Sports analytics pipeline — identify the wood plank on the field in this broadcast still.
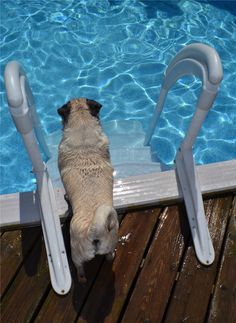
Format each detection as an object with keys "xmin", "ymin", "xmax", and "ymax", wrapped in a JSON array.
[
  {"xmin": 1, "ymin": 234, "xmax": 51, "ymax": 322},
  {"xmin": 77, "ymin": 207, "xmax": 162, "ymax": 323},
  {"xmin": 163, "ymin": 196, "xmax": 233, "ymax": 323},
  {"xmin": 1, "ymin": 160, "xmax": 236, "ymax": 228},
  {"xmin": 35, "ymin": 257, "xmax": 103, "ymax": 323},
  {"xmin": 121, "ymin": 204, "xmax": 190, "ymax": 323},
  {"xmin": 207, "ymin": 196, "xmax": 236, "ymax": 323},
  {"xmin": 34, "ymin": 224, "xmax": 104, "ymax": 323},
  {"xmin": 0, "ymin": 227, "xmax": 41, "ymax": 298},
  {"xmin": 35, "ymin": 215, "xmax": 126, "ymax": 322}
]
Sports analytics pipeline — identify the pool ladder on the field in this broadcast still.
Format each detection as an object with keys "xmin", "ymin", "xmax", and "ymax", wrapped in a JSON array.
[
  {"xmin": 4, "ymin": 43, "xmax": 223, "ymax": 295},
  {"xmin": 4, "ymin": 62, "xmax": 72, "ymax": 295},
  {"xmin": 145, "ymin": 43, "xmax": 223, "ymax": 265}
]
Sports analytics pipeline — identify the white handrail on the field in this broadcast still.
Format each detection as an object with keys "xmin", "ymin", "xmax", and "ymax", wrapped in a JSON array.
[
  {"xmin": 144, "ymin": 43, "xmax": 223, "ymax": 265},
  {"xmin": 145, "ymin": 43, "xmax": 223, "ymax": 145},
  {"xmin": 4, "ymin": 61, "xmax": 72, "ymax": 295},
  {"xmin": 4, "ymin": 61, "xmax": 51, "ymax": 159}
]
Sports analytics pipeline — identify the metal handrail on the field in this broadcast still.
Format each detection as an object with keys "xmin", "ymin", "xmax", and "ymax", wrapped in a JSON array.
[
  {"xmin": 4, "ymin": 61, "xmax": 72, "ymax": 294},
  {"xmin": 145, "ymin": 43, "xmax": 223, "ymax": 265}
]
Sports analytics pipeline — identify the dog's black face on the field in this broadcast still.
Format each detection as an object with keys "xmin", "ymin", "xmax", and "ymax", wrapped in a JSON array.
[
  {"xmin": 86, "ymin": 99, "xmax": 102, "ymax": 118},
  {"xmin": 57, "ymin": 98, "xmax": 102, "ymax": 125}
]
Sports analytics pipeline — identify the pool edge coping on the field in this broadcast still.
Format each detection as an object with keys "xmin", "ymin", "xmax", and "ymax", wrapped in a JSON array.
[{"xmin": 0, "ymin": 159, "xmax": 236, "ymax": 228}]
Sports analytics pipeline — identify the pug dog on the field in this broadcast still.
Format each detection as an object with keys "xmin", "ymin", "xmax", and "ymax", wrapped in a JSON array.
[{"xmin": 57, "ymin": 98, "xmax": 119, "ymax": 283}]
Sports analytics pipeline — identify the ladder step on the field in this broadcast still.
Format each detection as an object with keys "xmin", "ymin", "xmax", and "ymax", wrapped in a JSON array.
[
  {"xmin": 46, "ymin": 130, "xmax": 61, "ymax": 157},
  {"xmin": 47, "ymin": 158, "xmax": 162, "ymax": 187},
  {"xmin": 110, "ymin": 147, "xmax": 152, "ymax": 164},
  {"xmin": 46, "ymin": 158, "xmax": 63, "ymax": 187},
  {"xmin": 108, "ymin": 133, "xmax": 145, "ymax": 148},
  {"xmin": 114, "ymin": 162, "xmax": 162, "ymax": 178},
  {"xmin": 102, "ymin": 119, "xmax": 144, "ymax": 136},
  {"xmin": 46, "ymin": 119, "xmax": 162, "ymax": 186}
]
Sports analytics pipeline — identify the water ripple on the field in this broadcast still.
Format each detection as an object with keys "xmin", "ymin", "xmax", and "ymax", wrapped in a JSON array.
[{"xmin": 0, "ymin": 0, "xmax": 236, "ymax": 193}]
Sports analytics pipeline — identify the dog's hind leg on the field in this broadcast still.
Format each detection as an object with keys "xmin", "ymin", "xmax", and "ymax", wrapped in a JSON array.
[
  {"xmin": 106, "ymin": 251, "xmax": 116, "ymax": 261},
  {"xmin": 77, "ymin": 264, "xmax": 87, "ymax": 285}
]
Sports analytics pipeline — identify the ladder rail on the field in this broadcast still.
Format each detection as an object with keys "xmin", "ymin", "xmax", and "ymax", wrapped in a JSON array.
[
  {"xmin": 4, "ymin": 61, "xmax": 51, "ymax": 159},
  {"xmin": 144, "ymin": 43, "xmax": 223, "ymax": 265},
  {"xmin": 4, "ymin": 61, "xmax": 72, "ymax": 294}
]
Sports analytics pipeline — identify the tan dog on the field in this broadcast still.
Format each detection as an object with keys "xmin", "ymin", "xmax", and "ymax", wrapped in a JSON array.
[{"xmin": 57, "ymin": 98, "xmax": 119, "ymax": 283}]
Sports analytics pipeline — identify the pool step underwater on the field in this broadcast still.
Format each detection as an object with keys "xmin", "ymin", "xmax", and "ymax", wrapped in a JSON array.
[
  {"xmin": 46, "ymin": 120, "xmax": 162, "ymax": 186},
  {"xmin": 102, "ymin": 119, "xmax": 144, "ymax": 135},
  {"xmin": 102, "ymin": 119, "xmax": 162, "ymax": 178},
  {"xmin": 110, "ymin": 147, "xmax": 152, "ymax": 164},
  {"xmin": 109, "ymin": 133, "xmax": 146, "ymax": 148}
]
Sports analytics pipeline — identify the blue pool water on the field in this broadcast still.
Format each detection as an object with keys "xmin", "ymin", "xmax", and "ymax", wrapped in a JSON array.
[{"xmin": 0, "ymin": 0, "xmax": 236, "ymax": 194}]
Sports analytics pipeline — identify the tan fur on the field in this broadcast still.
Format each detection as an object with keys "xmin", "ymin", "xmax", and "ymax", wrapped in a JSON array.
[{"xmin": 58, "ymin": 98, "xmax": 119, "ymax": 283}]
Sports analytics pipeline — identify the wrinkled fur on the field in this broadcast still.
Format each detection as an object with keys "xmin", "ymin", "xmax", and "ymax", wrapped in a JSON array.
[{"xmin": 58, "ymin": 98, "xmax": 119, "ymax": 283}]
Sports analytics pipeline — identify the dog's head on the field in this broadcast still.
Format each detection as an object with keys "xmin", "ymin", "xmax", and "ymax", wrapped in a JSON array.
[{"xmin": 57, "ymin": 98, "xmax": 102, "ymax": 127}]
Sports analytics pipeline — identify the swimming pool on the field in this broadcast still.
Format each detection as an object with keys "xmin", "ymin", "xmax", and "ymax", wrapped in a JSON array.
[{"xmin": 0, "ymin": 0, "xmax": 236, "ymax": 194}]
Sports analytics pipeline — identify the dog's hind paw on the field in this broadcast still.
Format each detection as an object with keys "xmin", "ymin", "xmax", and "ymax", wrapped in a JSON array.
[
  {"xmin": 77, "ymin": 265, "xmax": 87, "ymax": 285},
  {"xmin": 78, "ymin": 273, "xmax": 87, "ymax": 285},
  {"xmin": 106, "ymin": 251, "xmax": 115, "ymax": 261}
]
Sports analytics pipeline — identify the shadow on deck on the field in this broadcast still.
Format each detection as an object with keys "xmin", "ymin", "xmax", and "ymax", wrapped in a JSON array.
[{"xmin": 1, "ymin": 193, "xmax": 235, "ymax": 323}]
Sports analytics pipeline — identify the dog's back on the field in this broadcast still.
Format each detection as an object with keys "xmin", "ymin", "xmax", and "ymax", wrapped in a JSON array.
[{"xmin": 58, "ymin": 105, "xmax": 113, "ymax": 215}]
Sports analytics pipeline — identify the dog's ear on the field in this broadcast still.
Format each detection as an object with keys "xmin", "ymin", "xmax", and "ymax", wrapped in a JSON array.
[
  {"xmin": 57, "ymin": 102, "xmax": 71, "ymax": 124},
  {"xmin": 86, "ymin": 99, "xmax": 102, "ymax": 118}
]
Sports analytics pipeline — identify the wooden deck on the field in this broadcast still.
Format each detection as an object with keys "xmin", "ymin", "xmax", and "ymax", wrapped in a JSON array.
[{"xmin": 1, "ymin": 193, "xmax": 235, "ymax": 323}]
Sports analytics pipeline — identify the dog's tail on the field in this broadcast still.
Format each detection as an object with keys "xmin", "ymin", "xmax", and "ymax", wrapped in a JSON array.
[{"xmin": 92, "ymin": 204, "xmax": 119, "ymax": 234}]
